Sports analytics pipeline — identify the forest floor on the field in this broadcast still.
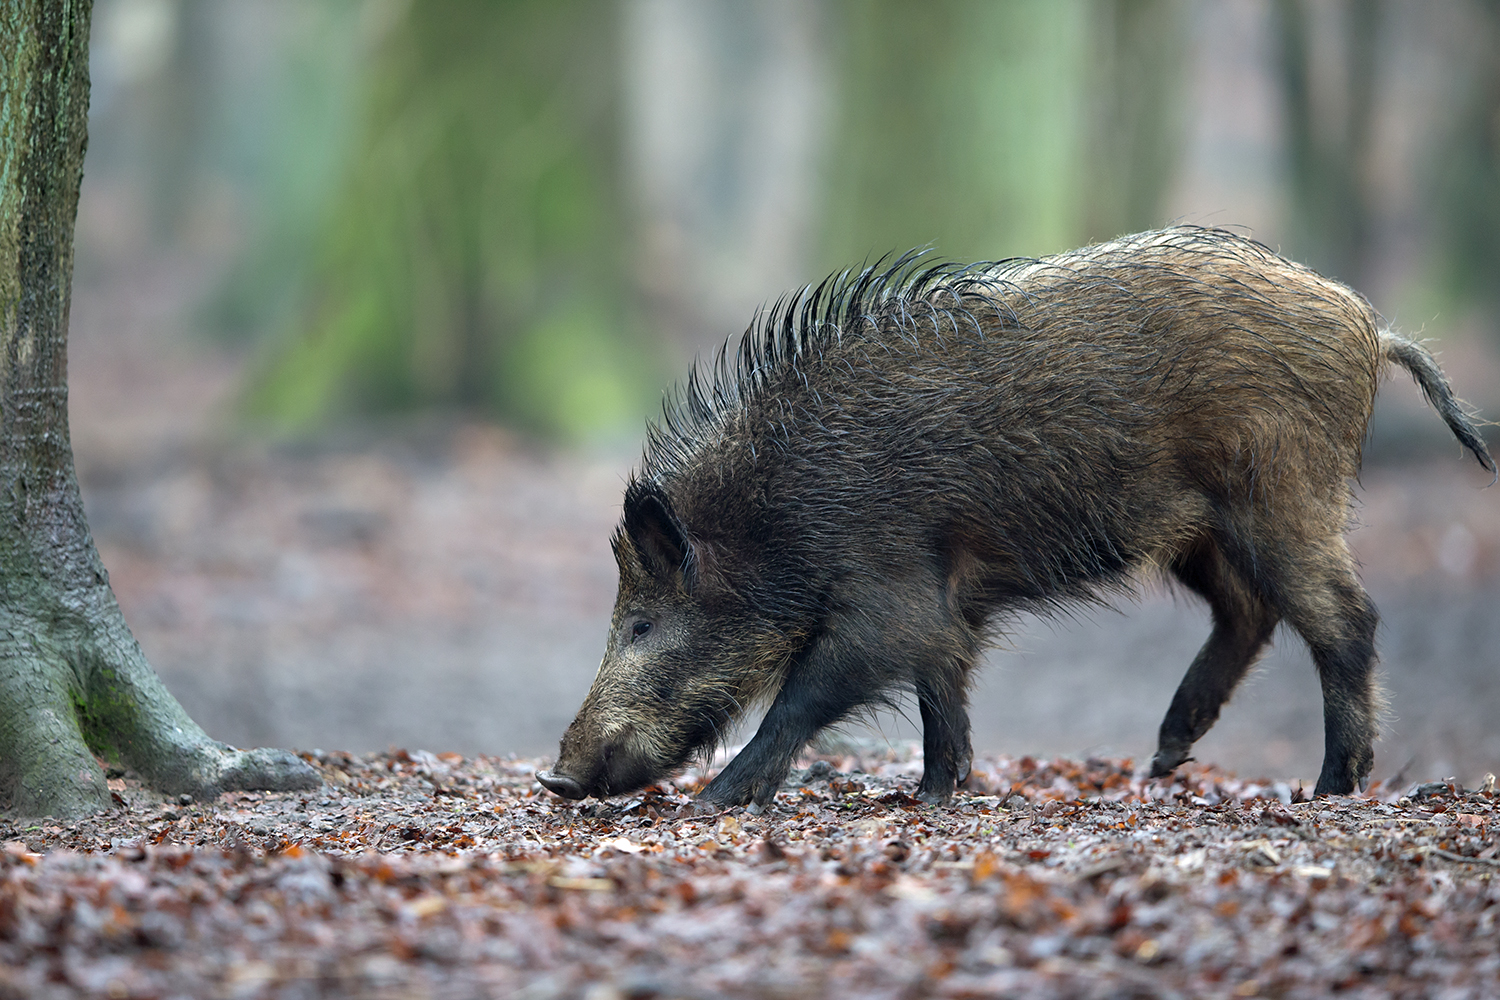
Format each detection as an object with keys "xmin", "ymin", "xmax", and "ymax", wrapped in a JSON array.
[{"xmin": 1, "ymin": 749, "xmax": 1496, "ymax": 999}]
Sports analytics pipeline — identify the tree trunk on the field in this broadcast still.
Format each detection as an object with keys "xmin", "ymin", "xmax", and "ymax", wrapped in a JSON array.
[
  {"xmin": 1273, "ymin": 0, "xmax": 1382, "ymax": 286},
  {"xmin": 0, "ymin": 0, "xmax": 317, "ymax": 818}
]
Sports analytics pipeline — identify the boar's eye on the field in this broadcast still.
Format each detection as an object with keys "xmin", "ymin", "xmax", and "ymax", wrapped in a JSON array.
[{"xmin": 630, "ymin": 620, "xmax": 653, "ymax": 643}]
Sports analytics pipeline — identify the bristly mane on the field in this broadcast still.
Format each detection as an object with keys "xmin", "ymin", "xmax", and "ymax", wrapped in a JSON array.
[{"xmin": 639, "ymin": 250, "xmax": 1023, "ymax": 481}]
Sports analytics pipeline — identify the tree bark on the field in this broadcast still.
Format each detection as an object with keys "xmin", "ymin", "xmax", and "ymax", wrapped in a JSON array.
[{"xmin": 0, "ymin": 0, "xmax": 317, "ymax": 818}]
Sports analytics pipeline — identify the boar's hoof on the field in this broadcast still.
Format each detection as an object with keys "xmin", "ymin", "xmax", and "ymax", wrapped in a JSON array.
[
  {"xmin": 915, "ymin": 786, "xmax": 953, "ymax": 806},
  {"xmin": 698, "ymin": 774, "xmax": 780, "ymax": 809},
  {"xmin": 1313, "ymin": 746, "xmax": 1373, "ymax": 797},
  {"xmin": 1148, "ymin": 748, "xmax": 1192, "ymax": 780},
  {"xmin": 1312, "ymin": 769, "xmax": 1361, "ymax": 798},
  {"xmin": 538, "ymin": 771, "xmax": 587, "ymax": 800},
  {"xmin": 1312, "ymin": 775, "xmax": 1354, "ymax": 797}
]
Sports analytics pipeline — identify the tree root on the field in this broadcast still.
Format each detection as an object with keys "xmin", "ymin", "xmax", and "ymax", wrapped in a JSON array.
[{"xmin": 0, "ymin": 597, "xmax": 318, "ymax": 819}]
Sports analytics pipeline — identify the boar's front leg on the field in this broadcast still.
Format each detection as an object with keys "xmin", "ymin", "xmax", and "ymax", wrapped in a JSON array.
[
  {"xmin": 701, "ymin": 614, "xmax": 975, "ymax": 809},
  {"xmin": 700, "ymin": 625, "xmax": 889, "ymax": 809},
  {"xmin": 700, "ymin": 647, "xmax": 861, "ymax": 808}
]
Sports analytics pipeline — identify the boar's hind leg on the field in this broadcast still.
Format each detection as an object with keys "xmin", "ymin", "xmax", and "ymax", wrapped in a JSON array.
[
  {"xmin": 1150, "ymin": 537, "xmax": 1280, "ymax": 780},
  {"xmin": 1278, "ymin": 554, "xmax": 1380, "ymax": 796},
  {"xmin": 915, "ymin": 657, "xmax": 974, "ymax": 805}
]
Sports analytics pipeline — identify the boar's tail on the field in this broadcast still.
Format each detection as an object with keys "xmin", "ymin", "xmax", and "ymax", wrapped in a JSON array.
[{"xmin": 1381, "ymin": 330, "xmax": 1496, "ymax": 480}]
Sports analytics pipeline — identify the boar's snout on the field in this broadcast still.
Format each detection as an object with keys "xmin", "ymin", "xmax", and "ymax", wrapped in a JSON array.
[
  {"xmin": 536, "ymin": 770, "xmax": 588, "ymax": 799},
  {"xmin": 541, "ymin": 718, "xmax": 668, "ymax": 801}
]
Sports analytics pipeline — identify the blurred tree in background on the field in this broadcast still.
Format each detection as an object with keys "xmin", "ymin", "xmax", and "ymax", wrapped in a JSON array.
[
  {"xmin": 85, "ymin": 0, "xmax": 366, "ymax": 320},
  {"xmin": 819, "ymin": 2, "xmax": 1091, "ymax": 266},
  {"xmin": 820, "ymin": 0, "xmax": 1186, "ymax": 267},
  {"xmin": 1272, "ymin": 0, "xmax": 1382, "ymax": 288},
  {"xmin": 1268, "ymin": 0, "xmax": 1500, "ymax": 326},
  {"xmin": 184, "ymin": 0, "xmax": 1497, "ymax": 441},
  {"xmin": 1436, "ymin": 0, "xmax": 1500, "ymax": 312},
  {"xmin": 196, "ymin": 1, "xmax": 367, "ymax": 346},
  {"xmin": 1080, "ymin": 0, "xmax": 1187, "ymax": 245},
  {"xmin": 242, "ymin": 0, "xmax": 1196, "ymax": 439},
  {"xmin": 242, "ymin": 0, "xmax": 653, "ymax": 439}
]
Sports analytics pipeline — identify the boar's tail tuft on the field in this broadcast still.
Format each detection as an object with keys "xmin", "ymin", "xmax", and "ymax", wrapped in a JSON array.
[{"xmin": 1381, "ymin": 329, "xmax": 1496, "ymax": 481}]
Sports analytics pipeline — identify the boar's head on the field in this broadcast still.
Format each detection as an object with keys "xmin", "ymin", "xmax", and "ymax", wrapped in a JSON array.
[{"xmin": 539, "ymin": 478, "xmax": 788, "ymax": 800}]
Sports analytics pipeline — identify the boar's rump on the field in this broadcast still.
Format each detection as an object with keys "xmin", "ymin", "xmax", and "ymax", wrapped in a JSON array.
[{"xmin": 539, "ymin": 226, "xmax": 1494, "ymax": 808}]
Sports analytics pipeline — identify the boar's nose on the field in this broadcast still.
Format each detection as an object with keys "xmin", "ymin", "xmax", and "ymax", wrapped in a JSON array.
[{"xmin": 537, "ymin": 770, "xmax": 588, "ymax": 800}]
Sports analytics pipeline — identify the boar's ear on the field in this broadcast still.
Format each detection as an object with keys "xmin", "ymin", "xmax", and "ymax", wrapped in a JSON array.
[
  {"xmin": 621, "ymin": 480, "xmax": 727, "ymax": 596},
  {"xmin": 622, "ymin": 480, "xmax": 693, "ymax": 584}
]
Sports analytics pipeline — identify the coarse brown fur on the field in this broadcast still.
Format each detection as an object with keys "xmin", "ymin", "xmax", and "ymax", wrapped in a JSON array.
[{"xmin": 539, "ymin": 226, "xmax": 1494, "ymax": 808}]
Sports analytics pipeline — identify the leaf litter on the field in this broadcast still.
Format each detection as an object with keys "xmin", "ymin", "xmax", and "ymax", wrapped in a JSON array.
[{"xmin": 0, "ymin": 748, "xmax": 1496, "ymax": 999}]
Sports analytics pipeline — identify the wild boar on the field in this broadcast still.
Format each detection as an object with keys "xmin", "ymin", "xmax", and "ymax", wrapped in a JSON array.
[{"xmin": 538, "ymin": 226, "xmax": 1494, "ymax": 808}]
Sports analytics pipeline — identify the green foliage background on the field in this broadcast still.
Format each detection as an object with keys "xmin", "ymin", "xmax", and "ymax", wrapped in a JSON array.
[
  {"xmin": 211, "ymin": 0, "xmax": 1498, "ymax": 442},
  {"xmin": 817, "ymin": 1, "xmax": 1184, "ymax": 268},
  {"xmin": 243, "ymin": 0, "xmax": 649, "ymax": 439}
]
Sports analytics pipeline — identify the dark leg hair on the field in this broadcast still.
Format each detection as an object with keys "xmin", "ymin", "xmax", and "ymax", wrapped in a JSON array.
[
  {"xmin": 1275, "ymin": 557, "xmax": 1381, "ymax": 795},
  {"xmin": 702, "ymin": 587, "xmax": 977, "ymax": 808},
  {"xmin": 915, "ymin": 651, "xmax": 975, "ymax": 804},
  {"xmin": 1192, "ymin": 523, "xmax": 1381, "ymax": 796},
  {"xmin": 1150, "ymin": 535, "xmax": 1281, "ymax": 779},
  {"xmin": 699, "ymin": 632, "xmax": 866, "ymax": 808}
]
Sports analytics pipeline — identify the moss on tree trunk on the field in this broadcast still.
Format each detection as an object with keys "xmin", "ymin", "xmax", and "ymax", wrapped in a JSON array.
[{"xmin": 0, "ymin": 0, "xmax": 317, "ymax": 818}]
